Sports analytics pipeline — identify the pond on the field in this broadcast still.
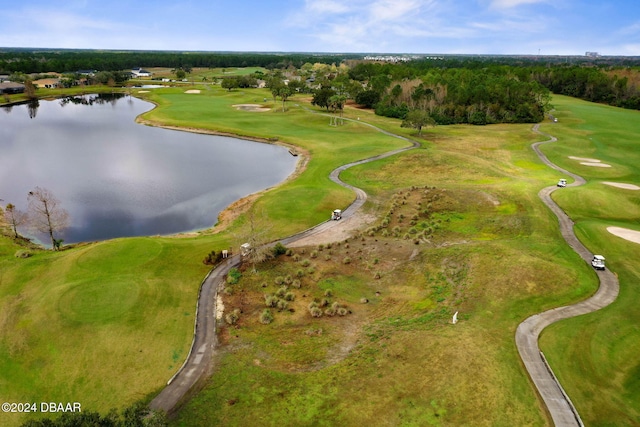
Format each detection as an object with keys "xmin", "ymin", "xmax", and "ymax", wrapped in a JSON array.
[{"xmin": 0, "ymin": 94, "xmax": 298, "ymax": 245}]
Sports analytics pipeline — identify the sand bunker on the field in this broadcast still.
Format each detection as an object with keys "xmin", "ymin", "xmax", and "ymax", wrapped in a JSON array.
[
  {"xmin": 185, "ymin": 90, "xmax": 201, "ymax": 94},
  {"xmin": 569, "ymin": 156, "xmax": 601, "ymax": 162},
  {"xmin": 137, "ymin": 90, "xmax": 149, "ymax": 93},
  {"xmin": 607, "ymin": 226, "xmax": 640, "ymax": 244},
  {"xmin": 602, "ymin": 182, "xmax": 640, "ymax": 190},
  {"xmin": 581, "ymin": 162, "xmax": 611, "ymax": 167},
  {"xmin": 568, "ymin": 156, "xmax": 612, "ymax": 168},
  {"xmin": 232, "ymin": 104, "xmax": 270, "ymax": 112}
]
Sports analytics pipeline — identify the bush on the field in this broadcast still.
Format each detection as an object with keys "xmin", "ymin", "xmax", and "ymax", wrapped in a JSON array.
[
  {"xmin": 264, "ymin": 294, "xmax": 278, "ymax": 307},
  {"xmin": 292, "ymin": 279, "xmax": 302, "ymax": 289},
  {"xmin": 14, "ymin": 250, "xmax": 32, "ymax": 258},
  {"xmin": 260, "ymin": 309, "xmax": 274, "ymax": 324},
  {"xmin": 277, "ymin": 300, "xmax": 288, "ymax": 311},
  {"xmin": 274, "ymin": 276, "xmax": 284, "ymax": 285},
  {"xmin": 284, "ymin": 292, "xmax": 295, "ymax": 301},
  {"xmin": 301, "ymin": 259, "xmax": 311, "ymax": 267},
  {"xmin": 275, "ymin": 286, "xmax": 288, "ymax": 298},
  {"xmin": 225, "ymin": 308, "xmax": 241, "ymax": 325},
  {"xmin": 343, "ymin": 257, "xmax": 352, "ymax": 265},
  {"xmin": 309, "ymin": 306, "xmax": 323, "ymax": 318},
  {"xmin": 226, "ymin": 268, "xmax": 242, "ymax": 285},
  {"xmin": 272, "ymin": 242, "xmax": 287, "ymax": 257}
]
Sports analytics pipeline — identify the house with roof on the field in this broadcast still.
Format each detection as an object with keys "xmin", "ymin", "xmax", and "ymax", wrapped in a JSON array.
[
  {"xmin": 33, "ymin": 78, "xmax": 60, "ymax": 89},
  {"xmin": 131, "ymin": 68, "xmax": 152, "ymax": 78},
  {"xmin": 0, "ymin": 82, "xmax": 25, "ymax": 94}
]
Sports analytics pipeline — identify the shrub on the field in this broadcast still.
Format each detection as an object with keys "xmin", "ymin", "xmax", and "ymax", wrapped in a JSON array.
[
  {"xmin": 226, "ymin": 268, "xmax": 242, "ymax": 285},
  {"xmin": 225, "ymin": 308, "xmax": 241, "ymax": 325},
  {"xmin": 301, "ymin": 259, "xmax": 311, "ymax": 267},
  {"xmin": 310, "ymin": 250, "xmax": 318, "ymax": 258},
  {"xmin": 324, "ymin": 289, "xmax": 333, "ymax": 297},
  {"xmin": 324, "ymin": 307, "xmax": 336, "ymax": 316},
  {"xmin": 274, "ymin": 276, "xmax": 285, "ymax": 285},
  {"xmin": 324, "ymin": 255, "xmax": 331, "ymax": 261},
  {"xmin": 285, "ymin": 275, "xmax": 293, "ymax": 285},
  {"xmin": 309, "ymin": 307, "xmax": 323, "ymax": 318},
  {"xmin": 285, "ymin": 249, "xmax": 294, "ymax": 256},
  {"xmin": 292, "ymin": 279, "xmax": 301, "ymax": 289},
  {"xmin": 343, "ymin": 257, "xmax": 352, "ymax": 265},
  {"xmin": 14, "ymin": 250, "xmax": 32, "ymax": 258},
  {"xmin": 277, "ymin": 300, "xmax": 288, "ymax": 311},
  {"xmin": 264, "ymin": 294, "xmax": 278, "ymax": 307},
  {"xmin": 275, "ymin": 286, "xmax": 288, "ymax": 298},
  {"xmin": 272, "ymin": 242, "xmax": 287, "ymax": 257},
  {"xmin": 260, "ymin": 309, "xmax": 274, "ymax": 324},
  {"xmin": 337, "ymin": 307, "xmax": 349, "ymax": 316},
  {"xmin": 284, "ymin": 292, "xmax": 295, "ymax": 301},
  {"xmin": 292, "ymin": 254, "xmax": 301, "ymax": 262},
  {"xmin": 296, "ymin": 269, "xmax": 304, "ymax": 278}
]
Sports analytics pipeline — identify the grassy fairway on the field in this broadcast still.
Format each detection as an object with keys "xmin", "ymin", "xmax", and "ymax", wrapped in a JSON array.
[
  {"xmin": 171, "ymin": 112, "xmax": 602, "ymax": 425},
  {"xmin": 0, "ymin": 85, "xmax": 408, "ymax": 426},
  {"xmin": 536, "ymin": 96, "xmax": 640, "ymax": 426}
]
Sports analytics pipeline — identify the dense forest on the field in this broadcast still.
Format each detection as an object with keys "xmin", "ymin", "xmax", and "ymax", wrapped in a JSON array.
[{"xmin": 3, "ymin": 48, "xmax": 640, "ymax": 125}]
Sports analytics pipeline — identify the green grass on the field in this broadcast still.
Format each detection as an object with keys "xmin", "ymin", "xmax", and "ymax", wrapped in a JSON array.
[
  {"xmin": 536, "ymin": 96, "xmax": 640, "ymax": 426},
  {"xmin": 2, "ymin": 88, "xmax": 639, "ymax": 426}
]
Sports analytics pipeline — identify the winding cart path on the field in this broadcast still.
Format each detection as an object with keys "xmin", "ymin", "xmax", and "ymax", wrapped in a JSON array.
[
  {"xmin": 149, "ymin": 115, "xmax": 417, "ymax": 414},
  {"xmin": 514, "ymin": 124, "xmax": 619, "ymax": 426}
]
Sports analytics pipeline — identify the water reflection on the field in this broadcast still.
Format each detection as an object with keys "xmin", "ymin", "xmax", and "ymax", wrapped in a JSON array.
[{"xmin": 0, "ymin": 95, "xmax": 298, "ymax": 245}]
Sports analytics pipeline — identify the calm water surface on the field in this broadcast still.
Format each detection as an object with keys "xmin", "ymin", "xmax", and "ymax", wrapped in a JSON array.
[{"xmin": 0, "ymin": 95, "xmax": 297, "ymax": 244}]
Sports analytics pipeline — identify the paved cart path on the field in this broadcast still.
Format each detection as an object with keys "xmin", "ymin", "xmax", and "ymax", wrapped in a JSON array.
[{"xmin": 514, "ymin": 124, "xmax": 619, "ymax": 426}]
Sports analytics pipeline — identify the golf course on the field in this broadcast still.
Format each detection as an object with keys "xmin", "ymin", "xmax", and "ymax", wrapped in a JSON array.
[{"xmin": 1, "ymin": 83, "xmax": 639, "ymax": 426}]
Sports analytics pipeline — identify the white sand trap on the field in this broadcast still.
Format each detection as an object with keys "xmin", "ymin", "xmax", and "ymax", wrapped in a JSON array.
[
  {"xmin": 580, "ymin": 162, "xmax": 611, "ymax": 167},
  {"xmin": 569, "ymin": 156, "xmax": 601, "ymax": 162},
  {"xmin": 607, "ymin": 226, "xmax": 640, "ymax": 244},
  {"xmin": 185, "ymin": 90, "xmax": 201, "ymax": 94},
  {"xmin": 602, "ymin": 182, "xmax": 640, "ymax": 190},
  {"xmin": 137, "ymin": 90, "xmax": 149, "ymax": 93},
  {"xmin": 232, "ymin": 104, "xmax": 270, "ymax": 112}
]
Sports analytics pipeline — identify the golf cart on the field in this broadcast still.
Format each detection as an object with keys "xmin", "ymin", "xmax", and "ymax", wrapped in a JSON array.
[
  {"xmin": 557, "ymin": 179, "xmax": 567, "ymax": 187},
  {"xmin": 591, "ymin": 255, "xmax": 606, "ymax": 271},
  {"xmin": 331, "ymin": 209, "xmax": 342, "ymax": 220}
]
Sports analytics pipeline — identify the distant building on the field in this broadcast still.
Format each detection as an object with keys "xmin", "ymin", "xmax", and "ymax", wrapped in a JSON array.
[
  {"xmin": 131, "ymin": 68, "xmax": 152, "ymax": 78},
  {"xmin": 33, "ymin": 78, "xmax": 60, "ymax": 89},
  {"xmin": 77, "ymin": 70, "xmax": 97, "ymax": 76},
  {"xmin": 0, "ymin": 82, "xmax": 25, "ymax": 94},
  {"xmin": 585, "ymin": 52, "xmax": 600, "ymax": 58}
]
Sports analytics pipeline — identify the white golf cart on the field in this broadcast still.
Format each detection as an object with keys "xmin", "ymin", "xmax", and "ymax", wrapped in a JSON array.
[
  {"xmin": 331, "ymin": 209, "xmax": 342, "ymax": 220},
  {"xmin": 557, "ymin": 179, "xmax": 567, "ymax": 187},
  {"xmin": 591, "ymin": 255, "xmax": 606, "ymax": 271}
]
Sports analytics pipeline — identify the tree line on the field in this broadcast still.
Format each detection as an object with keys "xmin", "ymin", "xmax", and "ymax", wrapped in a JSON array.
[{"xmin": 0, "ymin": 48, "xmax": 361, "ymax": 74}]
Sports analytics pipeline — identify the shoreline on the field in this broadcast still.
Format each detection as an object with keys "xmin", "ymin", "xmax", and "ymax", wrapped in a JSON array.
[{"xmin": 135, "ymin": 112, "xmax": 310, "ymax": 237}]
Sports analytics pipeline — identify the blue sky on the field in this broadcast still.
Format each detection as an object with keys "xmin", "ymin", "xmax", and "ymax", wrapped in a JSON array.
[{"xmin": 2, "ymin": 0, "xmax": 640, "ymax": 55}]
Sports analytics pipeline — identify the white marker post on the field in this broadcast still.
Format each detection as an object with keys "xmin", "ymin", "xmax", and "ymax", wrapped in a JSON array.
[{"xmin": 452, "ymin": 311, "xmax": 459, "ymax": 325}]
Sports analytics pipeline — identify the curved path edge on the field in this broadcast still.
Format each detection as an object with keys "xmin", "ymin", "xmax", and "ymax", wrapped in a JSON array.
[
  {"xmin": 149, "ymin": 113, "xmax": 419, "ymax": 414},
  {"xmin": 515, "ymin": 124, "xmax": 619, "ymax": 426}
]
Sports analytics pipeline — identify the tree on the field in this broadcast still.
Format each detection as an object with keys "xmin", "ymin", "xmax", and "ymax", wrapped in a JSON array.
[
  {"xmin": 401, "ymin": 109, "xmax": 435, "ymax": 136},
  {"xmin": 175, "ymin": 69, "xmax": 186, "ymax": 80},
  {"xmin": 311, "ymin": 87, "xmax": 336, "ymax": 110},
  {"xmin": 27, "ymin": 187, "xmax": 69, "ymax": 250},
  {"xmin": 4, "ymin": 203, "xmax": 28, "ymax": 238},
  {"xmin": 221, "ymin": 77, "xmax": 239, "ymax": 91},
  {"xmin": 275, "ymin": 85, "xmax": 294, "ymax": 112}
]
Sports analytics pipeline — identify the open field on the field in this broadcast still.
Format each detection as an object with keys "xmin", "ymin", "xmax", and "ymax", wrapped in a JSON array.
[{"xmin": 2, "ymin": 88, "xmax": 639, "ymax": 426}]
